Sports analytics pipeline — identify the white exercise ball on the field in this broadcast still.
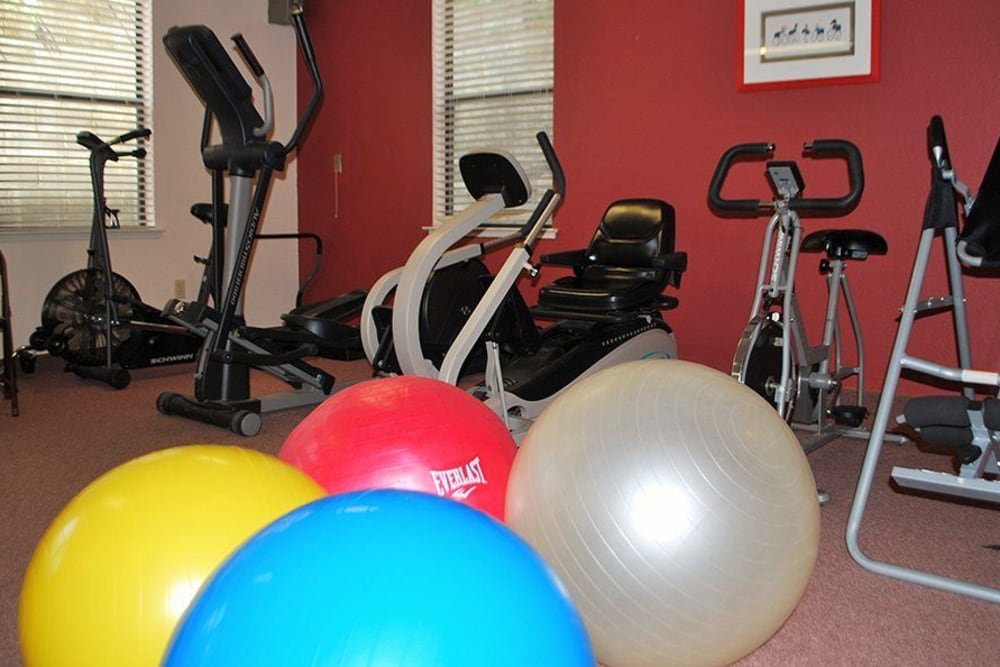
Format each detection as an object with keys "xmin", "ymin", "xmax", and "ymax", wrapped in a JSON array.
[{"xmin": 506, "ymin": 360, "xmax": 820, "ymax": 667}]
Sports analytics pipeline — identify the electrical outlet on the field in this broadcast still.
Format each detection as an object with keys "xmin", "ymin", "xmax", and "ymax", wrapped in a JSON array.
[
  {"xmin": 174, "ymin": 279, "xmax": 186, "ymax": 299},
  {"xmin": 333, "ymin": 153, "xmax": 343, "ymax": 173}
]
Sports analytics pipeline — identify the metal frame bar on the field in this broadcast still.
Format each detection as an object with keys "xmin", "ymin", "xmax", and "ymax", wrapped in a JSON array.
[{"xmin": 846, "ymin": 223, "xmax": 1000, "ymax": 604}]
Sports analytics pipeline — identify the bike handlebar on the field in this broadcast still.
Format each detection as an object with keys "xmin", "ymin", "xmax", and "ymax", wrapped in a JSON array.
[
  {"xmin": 537, "ymin": 131, "xmax": 566, "ymax": 196},
  {"xmin": 707, "ymin": 142, "xmax": 774, "ymax": 212},
  {"xmin": 516, "ymin": 131, "xmax": 565, "ymax": 240},
  {"xmin": 708, "ymin": 138, "xmax": 864, "ymax": 214},
  {"xmin": 111, "ymin": 128, "xmax": 152, "ymax": 145},
  {"xmin": 76, "ymin": 128, "xmax": 149, "ymax": 162}
]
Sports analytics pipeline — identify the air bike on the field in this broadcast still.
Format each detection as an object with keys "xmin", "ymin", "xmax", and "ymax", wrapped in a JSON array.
[
  {"xmin": 361, "ymin": 132, "xmax": 688, "ymax": 438},
  {"xmin": 157, "ymin": 3, "xmax": 365, "ymax": 436},
  {"xmin": 25, "ymin": 129, "xmax": 204, "ymax": 389}
]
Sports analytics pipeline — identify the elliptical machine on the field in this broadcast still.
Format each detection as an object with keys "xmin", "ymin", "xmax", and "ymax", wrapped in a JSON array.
[
  {"xmin": 362, "ymin": 132, "xmax": 687, "ymax": 437},
  {"xmin": 157, "ymin": 3, "xmax": 360, "ymax": 436},
  {"xmin": 26, "ymin": 129, "xmax": 203, "ymax": 389}
]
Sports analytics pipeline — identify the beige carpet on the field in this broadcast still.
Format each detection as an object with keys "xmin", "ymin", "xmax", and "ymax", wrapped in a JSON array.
[{"xmin": 2, "ymin": 355, "xmax": 998, "ymax": 666}]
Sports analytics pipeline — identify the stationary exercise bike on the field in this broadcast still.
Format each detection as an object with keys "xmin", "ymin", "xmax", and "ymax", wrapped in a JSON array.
[
  {"xmin": 709, "ymin": 138, "xmax": 887, "ymax": 452},
  {"xmin": 25, "ymin": 129, "xmax": 203, "ymax": 389},
  {"xmin": 157, "ymin": 2, "xmax": 363, "ymax": 436},
  {"xmin": 363, "ymin": 132, "xmax": 687, "ymax": 437}
]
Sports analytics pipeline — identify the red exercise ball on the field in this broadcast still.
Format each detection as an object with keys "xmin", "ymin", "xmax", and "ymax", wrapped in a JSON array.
[{"xmin": 279, "ymin": 376, "xmax": 517, "ymax": 520}]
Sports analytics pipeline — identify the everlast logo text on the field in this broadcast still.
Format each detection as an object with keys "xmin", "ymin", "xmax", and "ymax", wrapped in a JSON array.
[{"xmin": 429, "ymin": 456, "xmax": 486, "ymax": 500}]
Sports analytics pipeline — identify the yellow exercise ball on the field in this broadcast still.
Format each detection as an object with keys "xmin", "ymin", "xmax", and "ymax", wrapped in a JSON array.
[{"xmin": 19, "ymin": 445, "xmax": 325, "ymax": 667}]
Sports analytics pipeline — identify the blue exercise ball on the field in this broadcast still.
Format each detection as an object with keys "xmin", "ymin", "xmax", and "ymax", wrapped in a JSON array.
[{"xmin": 163, "ymin": 489, "xmax": 594, "ymax": 666}]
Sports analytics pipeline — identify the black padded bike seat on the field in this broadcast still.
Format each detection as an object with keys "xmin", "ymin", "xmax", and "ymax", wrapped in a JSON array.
[
  {"xmin": 537, "ymin": 267, "xmax": 669, "ymax": 314},
  {"xmin": 801, "ymin": 229, "xmax": 887, "ymax": 260}
]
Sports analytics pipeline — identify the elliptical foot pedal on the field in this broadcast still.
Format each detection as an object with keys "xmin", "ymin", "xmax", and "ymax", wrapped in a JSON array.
[{"xmin": 830, "ymin": 404, "xmax": 867, "ymax": 427}]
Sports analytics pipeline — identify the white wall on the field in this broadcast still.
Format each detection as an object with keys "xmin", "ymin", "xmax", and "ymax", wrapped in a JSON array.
[{"xmin": 2, "ymin": 0, "xmax": 300, "ymax": 346}]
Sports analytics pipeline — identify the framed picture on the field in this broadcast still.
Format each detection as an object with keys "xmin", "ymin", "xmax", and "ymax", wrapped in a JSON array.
[{"xmin": 738, "ymin": 0, "xmax": 880, "ymax": 91}]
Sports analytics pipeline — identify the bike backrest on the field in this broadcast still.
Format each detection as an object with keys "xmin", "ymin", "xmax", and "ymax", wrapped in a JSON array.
[
  {"xmin": 585, "ymin": 198, "xmax": 676, "ymax": 267},
  {"xmin": 459, "ymin": 150, "xmax": 531, "ymax": 208}
]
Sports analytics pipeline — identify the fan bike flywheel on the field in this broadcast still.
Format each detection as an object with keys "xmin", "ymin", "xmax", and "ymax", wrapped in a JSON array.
[{"xmin": 39, "ymin": 268, "xmax": 143, "ymax": 366}]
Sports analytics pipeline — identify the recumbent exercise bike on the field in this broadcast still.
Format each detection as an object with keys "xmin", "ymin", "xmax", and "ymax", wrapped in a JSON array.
[{"xmin": 362, "ymin": 132, "xmax": 688, "ymax": 438}]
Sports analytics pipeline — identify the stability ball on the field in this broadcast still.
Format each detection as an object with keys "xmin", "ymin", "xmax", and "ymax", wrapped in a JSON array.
[
  {"xmin": 19, "ymin": 445, "xmax": 324, "ymax": 667},
  {"xmin": 506, "ymin": 360, "xmax": 820, "ymax": 667},
  {"xmin": 163, "ymin": 489, "xmax": 595, "ymax": 666},
  {"xmin": 280, "ymin": 376, "xmax": 517, "ymax": 520}
]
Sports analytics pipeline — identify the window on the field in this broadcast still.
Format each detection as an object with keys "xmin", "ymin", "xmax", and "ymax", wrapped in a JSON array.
[
  {"xmin": 433, "ymin": 0, "xmax": 553, "ymax": 227},
  {"xmin": 0, "ymin": 0, "xmax": 153, "ymax": 231}
]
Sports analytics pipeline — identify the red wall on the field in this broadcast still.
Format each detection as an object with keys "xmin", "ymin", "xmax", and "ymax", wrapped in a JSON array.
[
  {"xmin": 299, "ymin": 1, "xmax": 1000, "ymax": 392},
  {"xmin": 296, "ymin": 0, "xmax": 432, "ymax": 295}
]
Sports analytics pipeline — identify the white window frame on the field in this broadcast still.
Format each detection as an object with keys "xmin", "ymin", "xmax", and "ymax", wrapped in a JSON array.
[
  {"xmin": 0, "ymin": 0, "xmax": 154, "ymax": 232},
  {"xmin": 432, "ymin": 0, "xmax": 554, "ymax": 231}
]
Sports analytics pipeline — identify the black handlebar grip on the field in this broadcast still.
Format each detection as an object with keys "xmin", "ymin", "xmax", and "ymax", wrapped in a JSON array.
[
  {"xmin": 927, "ymin": 115, "xmax": 951, "ymax": 167},
  {"xmin": 536, "ymin": 131, "xmax": 565, "ymax": 195},
  {"xmin": 708, "ymin": 142, "xmax": 774, "ymax": 212},
  {"xmin": 113, "ymin": 128, "xmax": 151, "ymax": 145},
  {"xmin": 791, "ymin": 138, "xmax": 864, "ymax": 212},
  {"xmin": 232, "ymin": 33, "xmax": 265, "ymax": 77}
]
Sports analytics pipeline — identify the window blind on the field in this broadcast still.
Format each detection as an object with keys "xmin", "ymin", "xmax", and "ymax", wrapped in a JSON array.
[
  {"xmin": 433, "ymin": 0, "xmax": 553, "ymax": 227},
  {"xmin": 0, "ymin": 0, "xmax": 153, "ymax": 230}
]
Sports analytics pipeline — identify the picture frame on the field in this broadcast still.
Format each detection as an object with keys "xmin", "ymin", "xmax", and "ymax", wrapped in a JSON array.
[{"xmin": 738, "ymin": 0, "xmax": 880, "ymax": 91}]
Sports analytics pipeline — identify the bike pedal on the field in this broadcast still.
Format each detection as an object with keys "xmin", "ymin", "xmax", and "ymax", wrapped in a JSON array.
[{"xmin": 830, "ymin": 404, "xmax": 867, "ymax": 427}]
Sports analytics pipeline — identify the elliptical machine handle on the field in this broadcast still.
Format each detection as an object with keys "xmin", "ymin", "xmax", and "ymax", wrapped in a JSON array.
[
  {"xmin": 792, "ymin": 138, "xmax": 864, "ymax": 213},
  {"xmin": 231, "ymin": 34, "xmax": 265, "ymax": 77},
  {"xmin": 231, "ymin": 33, "xmax": 274, "ymax": 139},
  {"xmin": 708, "ymin": 142, "xmax": 775, "ymax": 213},
  {"xmin": 284, "ymin": 2, "xmax": 323, "ymax": 155}
]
